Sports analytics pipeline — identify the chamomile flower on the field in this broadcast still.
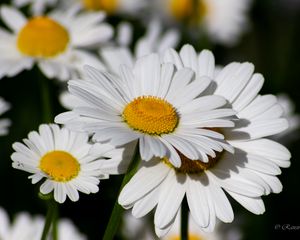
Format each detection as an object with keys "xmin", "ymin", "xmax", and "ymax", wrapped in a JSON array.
[
  {"xmin": 0, "ymin": 97, "xmax": 11, "ymax": 136},
  {"xmin": 12, "ymin": 0, "xmax": 58, "ymax": 15},
  {"xmin": 0, "ymin": 207, "xmax": 86, "ymax": 240},
  {"xmin": 117, "ymin": 45, "xmax": 291, "ymax": 237},
  {"xmin": 55, "ymin": 53, "xmax": 236, "ymax": 167},
  {"xmin": 63, "ymin": 0, "xmax": 147, "ymax": 16},
  {"xmin": 154, "ymin": 0, "xmax": 252, "ymax": 45},
  {"xmin": 0, "ymin": 6, "xmax": 110, "ymax": 81},
  {"xmin": 11, "ymin": 124, "xmax": 128, "ymax": 203},
  {"xmin": 163, "ymin": 214, "xmax": 235, "ymax": 240}
]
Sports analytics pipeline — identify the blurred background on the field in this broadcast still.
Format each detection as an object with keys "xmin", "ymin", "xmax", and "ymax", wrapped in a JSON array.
[{"xmin": 0, "ymin": 0, "xmax": 299, "ymax": 239}]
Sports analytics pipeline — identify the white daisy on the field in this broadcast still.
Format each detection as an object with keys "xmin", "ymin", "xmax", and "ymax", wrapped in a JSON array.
[
  {"xmin": 62, "ymin": 0, "xmax": 147, "ymax": 16},
  {"xmin": 12, "ymin": 0, "xmax": 58, "ymax": 15},
  {"xmin": 117, "ymin": 45, "xmax": 291, "ymax": 237},
  {"xmin": 59, "ymin": 19, "xmax": 179, "ymax": 110},
  {"xmin": 122, "ymin": 210, "xmax": 241, "ymax": 240},
  {"xmin": 164, "ymin": 214, "xmax": 229, "ymax": 240},
  {"xmin": 0, "ymin": 207, "xmax": 86, "ymax": 240},
  {"xmin": 11, "ymin": 124, "xmax": 129, "ymax": 203},
  {"xmin": 154, "ymin": 0, "xmax": 252, "ymax": 45},
  {"xmin": 0, "ymin": 5, "xmax": 111, "ymax": 81},
  {"xmin": 55, "ymin": 53, "xmax": 236, "ymax": 167},
  {"xmin": 0, "ymin": 97, "xmax": 11, "ymax": 136}
]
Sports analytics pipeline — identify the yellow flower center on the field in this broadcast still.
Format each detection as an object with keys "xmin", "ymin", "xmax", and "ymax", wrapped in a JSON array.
[
  {"xmin": 39, "ymin": 151, "xmax": 80, "ymax": 182},
  {"xmin": 169, "ymin": 0, "xmax": 208, "ymax": 24},
  {"xmin": 82, "ymin": 0, "xmax": 118, "ymax": 14},
  {"xmin": 163, "ymin": 150, "xmax": 223, "ymax": 174},
  {"xmin": 168, "ymin": 234, "xmax": 204, "ymax": 240},
  {"xmin": 170, "ymin": 0, "xmax": 193, "ymax": 21},
  {"xmin": 17, "ymin": 17, "xmax": 69, "ymax": 58},
  {"xmin": 122, "ymin": 96, "xmax": 179, "ymax": 135}
]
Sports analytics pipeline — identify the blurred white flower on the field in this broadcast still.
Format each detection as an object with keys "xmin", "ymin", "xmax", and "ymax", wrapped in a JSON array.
[
  {"xmin": 62, "ymin": 0, "xmax": 147, "ymax": 16},
  {"xmin": 153, "ymin": 0, "xmax": 252, "ymax": 45},
  {"xmin": 11, "ymin": 124, "xmax": 129, "ymax": 203},
  {"xmin": 0, "ymin": 97, "xmax": 11, "ymax": 136},
  {"xmin": 0, "ymin": 5, "xmax": 110, "ymax": 81},
  {"xmin": 0, "ymin": 207, "xmax": 86, "ymax": 240},
  {"xmin": 12, "ymin": 0, "xmax": 57, "ymax": 15},
  {"xmin": 122, "ymin": 210, "xmax": 242, "ymax": 240}
]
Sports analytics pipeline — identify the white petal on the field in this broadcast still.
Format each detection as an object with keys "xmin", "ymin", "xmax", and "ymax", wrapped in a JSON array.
[{"xmin": 154, "ymin": 171, "xmax": 186, "ymax": 229}]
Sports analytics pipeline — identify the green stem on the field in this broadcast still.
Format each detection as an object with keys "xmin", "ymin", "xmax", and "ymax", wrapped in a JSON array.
[
  {"xmin": 181, "ymin": 198, "xmax": 189, "ymax": 240},
  {"xmin": 37, "ymin": 67, "xmax": 52, "ymax": 123},
  {"xmin": 102, "ymin": 145, "xmax": 141, "ymax": 240},
  {"xmin": 41, "ymin": 200, "xmax": 57, "ymax": 240},
  {"xmin": 52, "ymin": 202, "xmax": 58, "ymax": 240}
]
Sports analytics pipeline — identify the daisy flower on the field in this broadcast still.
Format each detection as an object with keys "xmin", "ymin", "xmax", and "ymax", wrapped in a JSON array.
[
  {"xmin": 163, "ymin": 213, "xmax": 241, "ymax": 240},
  {"xmin": 55, "ymin": 53, "xmax": 236, "ymax": 167},
  {"xmin": 0, "ymin": 97, "xmax": 11, "ymax": 136},
  {"xmin": 59, "ymin": 20, "xmax": 179, "ymax": 110},
  {"xmin": 117, "ymin": 45, "xmax": 291, "ymax": 237},
  {"xmin": 62, "ymin": 0, "xmax": 147, "ymax": 16},
  {"xmin": 0, "ymin": 207, "xmax": 86, "ymax": 240},
  {"xmin": 154, "ymin": 0, "xmax": 252, "ymax": 45},
  {"xmin": 12, "ymin": 0, "xmax": 58, "ymax": 15},
  {"xmin": 122, "ymin": 210, "xmax": 241, "ymax": 240},
  {"xmin": 0, "ymin": 5, "xmax": 111, "ymax": 81},
  {"xmin": 11, "ymin": 124, "xmax": 129, "ymax": 203}
]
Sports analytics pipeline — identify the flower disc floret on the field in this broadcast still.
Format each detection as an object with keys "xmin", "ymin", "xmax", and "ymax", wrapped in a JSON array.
[
  {"xmin": 123, "ymin": 96, "xmax": 179, "ymax": 135},
  {"xmin": 83, "ymin": 0, "xmax": 118, "ymax": 13},
  {"xmin": 17, "ymin": 16, "xmax": 69, "ymax": 58},
  {"xmin": 39, "ymin": 150, "xmax": 80, "ymax": 182}
]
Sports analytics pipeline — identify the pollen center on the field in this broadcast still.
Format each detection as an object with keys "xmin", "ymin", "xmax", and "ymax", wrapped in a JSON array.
[
  {"xmin": 123, "ymin": 96, "xmax": 179, "ymax": 135},
  {"xmin": 169, "ymin": 0, "xmax": 208, "ymax": 24},
  {"xmin": 39, "ymin": 151, "xmax": 80, "ymax": 182},
  {"xmin": 163, "ymin": 151, "xmax": 223, "ymax": 174},
  {"xmin": 169, "ymin": 234, "xmax": 204, "ymax": 240},
  {"xmin": 17, "ymin": 17, "xmax": 69, "ymax": 58},
  {"xmin": 83, "ymin": 0, "xmax": 118, "ymax": 13},
  {"xmin": 170, "ymin": 0, "xmax": 193, "ymax": 20}
]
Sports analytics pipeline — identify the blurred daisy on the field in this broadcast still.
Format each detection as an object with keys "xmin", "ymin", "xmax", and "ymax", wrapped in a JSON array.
[
  {"xmin": 164, "ymin": 213, "xmax": 241, "ymax": 240},
  {"xmin": 101, "ymin": 20, "xmax": 180, "ymax": 74},
  {"xmin": 0, "ymin": 97, "xmax": 11, "ymax": 136},
  {"xmin": 63, "ymin": 0, "xmax": 147, "ymax": 16},
  {"xmin": 122, "ymin": 209, "xmax": 242, "ymax": 240},
  {"xmin": 0, "ymin": 6, "xmax": 110, "ymax": 81},
  {"xmin": 271, "ymin": 94, "xmax": 300, "ymax": 143},
  {"xmin": 60, "ymin": 20, "xmax": 179, "ymax": 109},
  {"xmin": 0, "ymin": 207, "xmax": 86, "ymax": 239},
  {"xmin": 11, "ymin": 124, "xmax": 128, "ymax": 203},
  {"xmin": 118, "ymin": 45, "xmax": 291, "ymax": 237},
  {"xmin": 154, "ymin": 0, "xmax": 252, "ymax": 45},
  {"xmin": 55, "ymin": 53, "xmax": 236, "ymax": 167},
  {"xmin": 12, "ymin": 0, "xmax": 58, "ymax": 15}
]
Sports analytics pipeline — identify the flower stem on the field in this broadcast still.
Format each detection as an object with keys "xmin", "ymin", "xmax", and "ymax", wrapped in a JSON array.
[
  {"xmin": 41, "ymin": 199, "xmax": 57, "ymax": 240},
  {"xmin": 37, "ymin": 67, "xmax": 52, "ymax": 123},
  {"xmin": 102, "ymin": 145, "xmax": 141, "ymax": 240},
  {"xmin": 181, "ymin": 198, "xmax": 189, "ymax": 240}
]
